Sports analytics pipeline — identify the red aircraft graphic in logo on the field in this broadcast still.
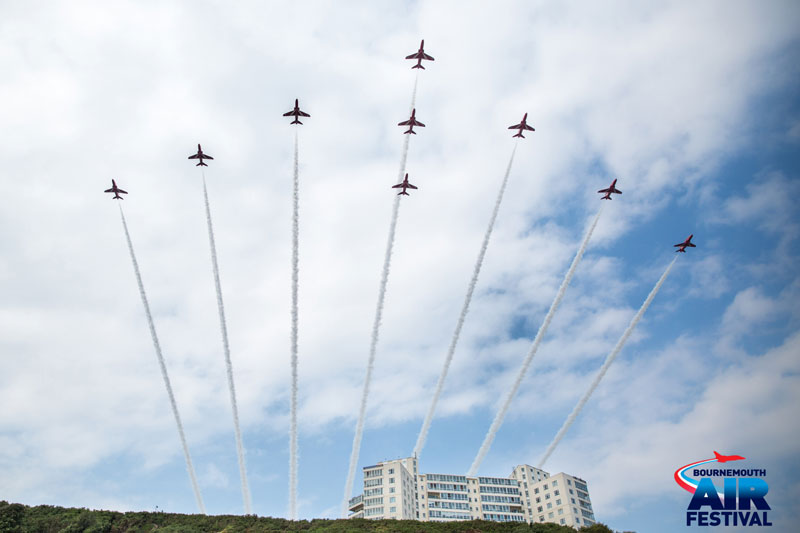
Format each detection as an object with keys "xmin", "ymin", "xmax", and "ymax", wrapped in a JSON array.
[
  {"xmin": 674, "ymin": 451, "xmax": 746, "ymax": 495},
  {"xmin": 714, "ymin": 451, "xmax": 746, "ymax": 463}
]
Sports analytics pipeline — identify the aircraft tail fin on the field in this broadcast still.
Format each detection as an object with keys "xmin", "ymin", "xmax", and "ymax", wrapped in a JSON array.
[
  {"xmin": 291, "ymin": 119, "xmax": 303, "ymax": 125},
  {"xmin": 404, "ymin": 128, "xmax": 416, "ymax": 134},
  {"xmin": 197, "ymin": 161, "xmax": 208, "ymax": 167},
  {"xmin": 398, "ymin": 191, "xmax": 409, "ymax": 196},
  {"xmin": 513, "ymin": 132, "xmax": 525, "ymax": 138},
  {"xmin": 412, "ymin": 64, "xmax": 425, "ymax": 70}
]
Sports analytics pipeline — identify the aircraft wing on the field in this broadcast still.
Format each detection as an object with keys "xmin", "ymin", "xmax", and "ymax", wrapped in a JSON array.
[
  {"xmin": 407, "ymin": 184, "xmax": 418, "ymax": 189},
  {"xmin": 104, "ymin": 187, "xmax": 114, "ymax": 193},
  {"xmin": 391, "ymin": 183, "xmax": 404, "ymax": 188},
  {"xmin": 204, "ymin": 154, "xmax": 214, "ymax": 160},
  {"xmin": 188, "ymin": 154, "xmax": 200, "ymax": 159},
  {"xmin": 612, "ymin": 187, "xmax": 622, "ymax": 193},
  {"xmin": 405, "ymin": 52, "xmax": 422, "ymax": 59},
  {"xmin": 687, "ymin": 243, "xmax": 696, "ymax": 247},
  {"xmin": 118, "ymin": 188, "xmax": 128, "ymax": 194},
  {"xmin": 524, "ymin": 124, "xmax": 535, "ymax": 131},
  {"xmin": 398, "ymin": 119, "xmax": 412, "ymax": 126},
  {"xmin": 422, "ymin": 53, "xmax": 434, "ymax": 61},
  {"xmin": 508, "ymin": 123, "xmax": 522, "ymax": 130},
  {"xmin": 414, "ymin": 119, "xmax": 425, "ymax": 127},
  {"xmin": 283, "ymin": 110, "xmax": 296, "ymax": 116},
  {"xmin": 298, "ymin": 111, "xmax": 310, "ymax": 117}
]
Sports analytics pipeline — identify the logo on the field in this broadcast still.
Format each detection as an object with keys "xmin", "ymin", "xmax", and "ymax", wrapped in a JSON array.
[{"xmin": 674, "ymin": 451, "xmax": 771, "ymax": 527}]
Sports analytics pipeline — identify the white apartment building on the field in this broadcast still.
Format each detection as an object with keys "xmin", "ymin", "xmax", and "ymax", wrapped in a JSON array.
[
  {"xmin": 348, "ymin": 456, "xmax": 419, "ymax": 520},
  {"xmin": 510, "ymin": 465, "xmax": 596, "ymax": 528},
  {"xmin": 348, "ymin": 457, "xmax": 596, "ymax": 529}
]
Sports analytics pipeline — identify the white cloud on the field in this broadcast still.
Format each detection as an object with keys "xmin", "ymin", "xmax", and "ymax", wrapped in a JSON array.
[
  {"xmin": 719, "ymin": 171, "xmax": 800, "ymax": 233},
  {"xmin": 522, "ymin": 313, "xmax": 800, "ymax": 523},
  {"xmin": 0, "ymin": 0, "xmax": 798, "ymax": 522}
]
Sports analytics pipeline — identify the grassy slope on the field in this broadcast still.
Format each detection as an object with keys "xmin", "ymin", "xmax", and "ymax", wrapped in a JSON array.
[{"xmin": 0, "ymin": 501, "xmax": 618, "ymax": 533}]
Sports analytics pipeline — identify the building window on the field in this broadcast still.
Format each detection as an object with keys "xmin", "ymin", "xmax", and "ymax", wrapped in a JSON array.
[
  {"xmin": 558, "ymin": 508, "xmax": 564, "ymax": 515},
  {"xmin": 390, "ymin": 487, "xmax": 395, "ymax": 493},
  {"xmin": 536, "ymin": 497, "xmax": 540, "ymax": 503},
  {"xmin": 545, "ymin": 494, "xmax": 550, "ymax": 500},
  {"xmin": 388, "ymin": 468, "xmax": 394, "ymax": 474},
  {"xmin": 556, "ymin": 499, "xmax": 562, "ymax": 505},
  {"xmin": 567, "ymin": 480, "xmax": 572, "ymax": 486},
  {"xmin": 560, "ymin": 518, "xmax": 565, "ymax": 525},
  {"xmin": 552, "ymin": 480, "xmax": 558, "ymax": 487},
  {"xmin": 547, "ymin": 503, "xmax": 552, "ymax": 509},
  {"xmin": 389, "ymin": 497, "xmax": 396, "ymax": 503},
  {"xmin": 537, "ymin": 506, "xmax": 543, "ymax": 512},
  {"xmin": 544, "ymin": 484, "xmax": 548, "ymax": 490},
  {"xmin": 539, "ymin": 516, "xmax": 545, "ymax": 522},
  {"xmin": 390, "ymin": 507, "xmax": 396, "ymax": 513},
  {"xmin": 548, "ymin": 512, "xmax": 554, "ymax": 519},
  {"xmin": 554, "ymin": 490, "xmax": 560, "ymax": 496}
]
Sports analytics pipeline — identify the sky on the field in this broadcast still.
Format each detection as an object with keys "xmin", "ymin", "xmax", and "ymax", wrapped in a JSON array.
[{"xmin": 1, "ymin": 1, "xmax": 799, "ymax": 531}]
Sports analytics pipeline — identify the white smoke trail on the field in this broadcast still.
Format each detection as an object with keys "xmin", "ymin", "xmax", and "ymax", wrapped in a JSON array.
[
  {"xmin": 202, "ymin": 175, "xmax": 252, "ymax": 514},
  {"xmin": 413, "ymin": 144, "xmax": 518, "ymax": 459},
  {"xmin": 341, "ymin": 76, "xmax": 418, "ymax": 517},
  {"xmin": 537, "ymin": 256, "xmax": 678, "ymax": 468},
  {"xmin": 118, "ymin": 205, "xmax": 206, "ymax": 514},
  {"xmin": 289, "ymin": 129, "xmax": 299, "ymax": 520},
  {"xmin": 467, "ymin": 205, "xmax": 605, "ymax": 476}
]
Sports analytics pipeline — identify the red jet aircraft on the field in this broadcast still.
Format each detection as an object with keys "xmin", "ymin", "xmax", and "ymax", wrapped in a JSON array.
[
  {"xmin": 598, "ymin": 179, "xmax": 622, "ymax": 200},
  {"xmin": 104, "ymin": 179, "xmax": 128, "ymax": 200},
  {"xmin": 714, "ymin": 451, "xmax": 745, "ymax": 463},
  {"xmin": 188, "ymin": 144, "xmax": 214, "ymax": 166},
  {"xmin": 398, "ymin": 108, "xmax": 426, "ymax": 134},
  {"xmin": 406, "ymin": 40, "xmax": 434, "ymax": 69},
  {"xmin": 283, "ymin": 99, "xmax": 310, "ymax": 124},
  {"xmin": 674, "ymin": 234, "xmax": 696, "ymax": 252},
  {"xmin": 392, "ymin": 173, "xmax": 418, "ymax": 196},
  {"xmin": 508, "ymin": 113, "xmax": 535, "ymax": 138}
]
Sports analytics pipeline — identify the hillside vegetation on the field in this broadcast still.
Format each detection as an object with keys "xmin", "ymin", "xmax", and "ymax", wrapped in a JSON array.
[{"xmin": 0, "ymin": 501, "xmax": 626, "ymax": 533}]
